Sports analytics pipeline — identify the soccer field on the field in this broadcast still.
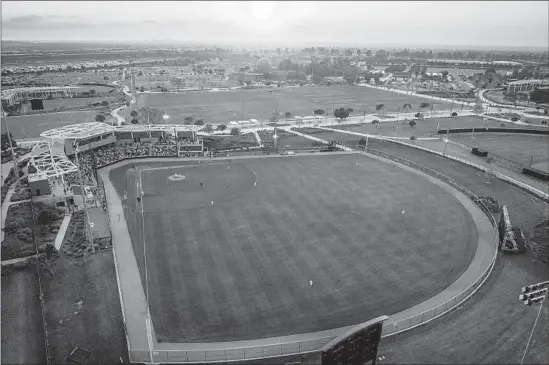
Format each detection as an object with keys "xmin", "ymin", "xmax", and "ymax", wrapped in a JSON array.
[
  {"xmin": 2, "ymin": 111, "xmax": 102, "ymax": 139},
  {"xmin": 449, "ymin": 132, "xmax": 549, "ymax": 167},
  {"xmin": 111, "ymin": 154, "xmax": 477, "ymax": 343},
  {"xmin": 121, "ymin": 85, "xmax": 457, "ymax": 124},
  {"xmin": 328, "ymin": 116, "xmax": 547, "ymax": 139}
]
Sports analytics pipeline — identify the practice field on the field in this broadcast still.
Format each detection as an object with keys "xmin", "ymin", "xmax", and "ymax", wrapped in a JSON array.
[
  {"xmin": 111, "ymin": 154, "xmax": 478, "ymax": 343},
  {"xmin": 120, "ymin": 85, "xmax": 456, "ymax": 124},
  {"xmin": 449, "ymin": 132, "xmax": 549, "ymax": 167},
  {"xmin": 2, "ymin": 111, "xmax": 103, "ymax": 139},
  {"xmin": 327, "ymin": 116, "xmax": 547, "ymax": 139}
]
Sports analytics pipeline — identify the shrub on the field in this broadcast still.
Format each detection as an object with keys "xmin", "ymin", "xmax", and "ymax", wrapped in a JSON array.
[
  {"xmin": 410, "ymin": 136, "xmax": 416, "ymax": 140},
  {"xmin": 511, "ymin": 117, "xmax": 519, "ymax": 122},
  {"xmin": 36, "ymin": 208, "xmax": 63, "ymax": 225},
  {"xmin": 16, "ymin": 227, "xmax": 33, "ymax": 242},
  {"xmin": 409, "ymin": 120, "xmax": 417, "ymax": 127},
  {"xmin": 372, "ymin": 120, "xmax": 380, "ymax": 124},
  {"xmin": 451, "ymin": 112, "xmax": 458, "ymax": 117}
]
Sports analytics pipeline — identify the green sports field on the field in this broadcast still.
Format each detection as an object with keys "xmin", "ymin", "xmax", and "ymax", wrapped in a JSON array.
[
  {"xmin": 449, "ymin": 132, "xmax": 549, "ymax": 168},
  {"xmin": 327, "ymin": 116, "xmax": 547, "ymax": 139},
  {"xmin": 121, "ymin": 85, "xmax": 457, "ymax": 124},
  {"xmin": 110, "ymin": 154, "xmax": 477, "ymax": 343},
  {"xmin": 2, "ymin": 111, "xmax": 107, "ymax": 139}
]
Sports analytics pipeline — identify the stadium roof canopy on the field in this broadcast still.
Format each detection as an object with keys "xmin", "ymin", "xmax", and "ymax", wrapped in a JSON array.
[
  {"xmin": 28, "ymin": 141, "xmax": 78, "ymax": 179},
  {"xmin": 40, "ymin": 122, "xmax": 204, "ymax": 141},
  {"xmin": 40, "ymin": 122, "xmax": 117, "ymax": 140},
  {"xmin": 114, "ymin": 124, "xmax": 204, "ymax": 133}
]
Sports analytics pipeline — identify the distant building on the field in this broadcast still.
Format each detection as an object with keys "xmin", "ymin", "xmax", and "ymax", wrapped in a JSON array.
[
  {"xmin": 392, "ymin": 72, "xmax": 411, "ymax": 81},
  {"xmin": 257, "ymin": 58, "xmax": 272, "ymax": 73},
  {"xmin": 507, "ymin": 79, "xmax": 549, "ymax": 93},
  {"xmin": 322, "ymin": 76, "xmax": 346, "ymax": 85}
]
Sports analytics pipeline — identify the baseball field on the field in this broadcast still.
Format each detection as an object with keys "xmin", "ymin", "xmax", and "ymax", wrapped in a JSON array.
[
  {"xmin": 110, "ymin": 154, "xmax": 478, "ymax": 343},
  {"xmin": 121, "ymin": 85, "xmax": 457, "ymax": 124}
]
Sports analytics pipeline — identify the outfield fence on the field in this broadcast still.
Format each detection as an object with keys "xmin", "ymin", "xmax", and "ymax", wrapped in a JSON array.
[{"xmin": 123, "ymin": 145, "xmax": 501, "ymax": 364}]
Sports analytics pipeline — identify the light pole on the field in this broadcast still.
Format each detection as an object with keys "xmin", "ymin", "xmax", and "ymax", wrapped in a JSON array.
[
  {"xmin": 73, "ymin": 141, "xmax": 95, "ymax": 253},
  {"xmin": 2, "ymin": 116, "xmax": 20, "ymax": 184},
  {"xmin": 518, "ymin": 281, "xmax": 548, "ymax": 365},
  {"xmin": 443, "ymin": 137, "xmax": 449, "ymax": 156},
  {"xmin": 138, "ymin": 169, "xmax": 154, "ymax": 364}
]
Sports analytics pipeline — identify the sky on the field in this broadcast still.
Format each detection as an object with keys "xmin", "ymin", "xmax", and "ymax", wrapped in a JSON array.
[{"xmin": 2, "ymin": 1, "xmax": 548, "ymax": 49}]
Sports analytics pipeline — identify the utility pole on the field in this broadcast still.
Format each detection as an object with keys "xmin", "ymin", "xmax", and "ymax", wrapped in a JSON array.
[{"xmin": 73, "ymin": 141, "xmax": 95, "ymax": 253}]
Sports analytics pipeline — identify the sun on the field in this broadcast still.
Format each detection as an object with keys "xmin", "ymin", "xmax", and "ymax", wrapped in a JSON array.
[{"xmin": 250, "ymin": 1, "xmax": 275, "ymax": 20}]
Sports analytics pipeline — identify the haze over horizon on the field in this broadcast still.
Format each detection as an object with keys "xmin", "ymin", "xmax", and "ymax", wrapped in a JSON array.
[{"xmin": 2, "ymin": 1, "xmax": 548, "ymax": 50}]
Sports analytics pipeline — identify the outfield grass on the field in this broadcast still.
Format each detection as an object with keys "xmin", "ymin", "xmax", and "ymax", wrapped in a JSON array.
[
  {"xmin": 111, "ymin": 154, "xmax": 477, "ymax": 342},
  {"xmin": 449, "ymin": 133, "xmax": 549, "ymax": 166},
  {"xmin": 120, "ymin": 85, "xmax": 456, "ymax": 125},
  {"xmin": 2, "ymin": 111, "xmax": 103, "ymax": 139}
]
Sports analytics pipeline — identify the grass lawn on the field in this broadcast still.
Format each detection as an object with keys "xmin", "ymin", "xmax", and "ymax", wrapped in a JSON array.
[
  {"xmin": 41, "ymin": 249, "xmax": 128, "ymax": 364},
  {"xmin": 1, "ymin": 267, "xmax": 47, "ymax": 364},
  {"xmin": 326, "ymin": 116, "xmax": 547, "ymax": 139},
  {"xmin": 111, "ymin": 154, "xmax": 477, "ymax": 342},
  {"xmin": 202, "ymin": 133, "xmax": 258, "ymax": 151},
  {"xmin": 259, "ymin": 129, "xmax": 318, "ymax": 150},
  {"xmin": 39, "ymin": 95, "xmax": 119, "ymax": 112},
  {"xmin": 449, "ymin": 133, "xmax": 549, "ymax": 166},
  {"xmin": 2, "ymin": 111, "xmax": 102, "ymax": 139},
  {"xmin": 120, "ymin": 85, "xmax": 457, "ymax": 125}
]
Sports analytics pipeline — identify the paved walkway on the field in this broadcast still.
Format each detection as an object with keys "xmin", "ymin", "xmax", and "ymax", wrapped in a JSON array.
[
  {"xmin": 100, "ymin": 152, "xmax": 498, "ymax": 363},
  {"xmin": 54, "ymin": 213, "xmax": 72, "ymax": 250}
]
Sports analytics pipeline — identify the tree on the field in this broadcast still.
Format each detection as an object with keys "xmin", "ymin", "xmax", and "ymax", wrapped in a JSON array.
[
  {"xmin": 217, "ymin": 124, "xmax": 227, "ymax": 131},
  {"xmin": 409, "ymin": 120, "xmax": 417, "ymax": 127},
  {"xmin": 194, "ymin": 119, "xmax": 204, "ymax": 125},
  {"xmin": 358, "ymin": 137, "xmax": 367, "ymax": 146},
  {"xmin": 402, "ymin": 103, "xmax": 412, "ymax": 113},
  {"xmin": 441, "ymin": 70, "xmax": 449, "ymax": 78},
  {"xmin": 334, "ymin": 107, "xmax": 350, "ymax": 121},
  {"xmin": 345, "ymin": 108, "xmax": 354, "ymax": 115},
  {"xmin": 130, "ymin": 110, "xmax": 138, "ymax": 118},
  {"xmin": 376, "ymin": 103, "xmax": 386, "ymax": 118},
  {"xmin": 1, "ymin": 133, "xmax": 17, "ymax": 151},
  {"xmin": 451, "ymin": 112, "xmax": 458, "ymax": 117},
  {"xmin": 285, "ymin": 112, "xmax": 293, "ymax": 119},
  {"xmin": 530, "ymin": 88, "xmax": 549, "ymax": 104},
  {"xmin": 89, "ymin": 89, "xmax": 96, "ymax": 96},
  {"xmin": 140, "ymin": 86, "xmax": 145, "ymax": 92},
  {"xmin": 473, "ymin": 98, "xmax": 485, "ymax": 115},
  {"xmin": 419, "ymin": 102, "xmax": 430, "ymax": 110},
  {"xmin": 95, "ymin": 114, "xmax": 106, "ymax": 123},
  {"xmin": 230, "ymin": 127, "xmax": 240, "ymax": 136},
  {"xmin": 204, "ymin": 124, "xmax": 213, "ymax": 133},
  {"xmin": 415, "ymin": 112, "xmax": 423, "ymax": 119},
  {"xmin": 184, "ymin": 116, "xmax": 194, "ymax": 125},
  {"xmin": 314, "ymin": 109, "xmax": 325, "ymax": 116},
  {"xmin": 245, "ymin": 80, "xmax": 252, "ymax": 86},
  {"xmin": 104, "ymin": 76, "xmax": 109, "ymax": 81},
  {"xmin": 101, "ymin": 101, "xmax": 109, "ymax": 106},
  {"xmin": 131, "ymin": 119, "xmax": 139, "ymax": 124}
]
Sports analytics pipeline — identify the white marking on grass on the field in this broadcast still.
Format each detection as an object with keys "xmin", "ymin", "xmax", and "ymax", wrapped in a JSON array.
[
  {"xmin": 402, "ymin": 210, "xmax": 405, "ymax": 214},
  {"xmin": 211, "ymin": 201, "xmax": 214, "ymax": 205}
]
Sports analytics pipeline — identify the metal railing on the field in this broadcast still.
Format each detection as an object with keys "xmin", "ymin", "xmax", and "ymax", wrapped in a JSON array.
[{"xmin": 124, "ymin": 146, "xmax": 500, "ymax": 364}]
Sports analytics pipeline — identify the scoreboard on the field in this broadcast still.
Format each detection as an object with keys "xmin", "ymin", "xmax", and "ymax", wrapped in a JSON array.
[{"xmin": 321, "ymin": 315, "xmax": 388, "ymax": 365}]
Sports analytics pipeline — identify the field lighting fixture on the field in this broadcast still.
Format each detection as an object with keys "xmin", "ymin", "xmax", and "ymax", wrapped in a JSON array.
[
  {"xmin": 163, "ymin": 110, "xmax": 169, "ymax": 121},
  {"xmin": 518, "ymin": 280, "xmax": 549, "ymax": 365}
]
